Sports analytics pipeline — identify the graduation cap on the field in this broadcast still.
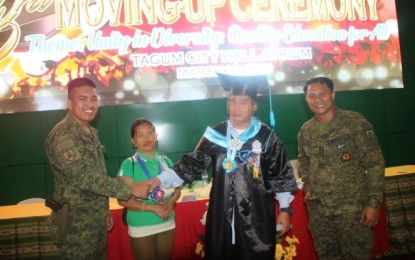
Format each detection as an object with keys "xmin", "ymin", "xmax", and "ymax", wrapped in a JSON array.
[{"xmin": 217, "ymin": 73, "xmax": 276, "ymax": 128}]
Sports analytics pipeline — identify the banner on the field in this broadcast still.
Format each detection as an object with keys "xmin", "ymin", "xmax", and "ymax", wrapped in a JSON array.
[{"xmin": 0, "ymin": 0, "xmax": 403, "ymax": 113}]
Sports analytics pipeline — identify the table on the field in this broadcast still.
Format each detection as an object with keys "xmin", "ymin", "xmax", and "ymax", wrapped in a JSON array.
[
  {"xmin": 0, "ymin": 205, "xmax": 57, "ymax": 259},
  {"xmin": 108, "ymin": 183, "xmax": 210, "ymax": 260},
  {"xmin": 384, "ymin": 165, "xmax": 415, "ymax": 256},
  {"xmin": 0, "ymin": 180, "xmax": 391, "ymax": 259},
  {"xmin": 108, "ymin": 185, "xmax": 389, "ymax": 260},
  {"xmin": 108, "ymin": 199, "xmax": 209, "ymax": 259},
  {"xmin": 0, "ymin": 183, "xmax": 211, "ymax": 260}
]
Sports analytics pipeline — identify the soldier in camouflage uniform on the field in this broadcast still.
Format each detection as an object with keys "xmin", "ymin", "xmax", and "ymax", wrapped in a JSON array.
[
  {"xmin": 45, "ymin": 78, "xmax": 150, "ymax": 259},
  {"xmin": 297, "ymin": 77, "xmax": 385, "ymax": 260}
]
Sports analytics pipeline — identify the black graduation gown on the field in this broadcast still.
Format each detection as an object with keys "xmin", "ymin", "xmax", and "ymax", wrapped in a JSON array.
[{"xmin": 172, "ymin": 121, "xmax": 298, "ymax": 260}]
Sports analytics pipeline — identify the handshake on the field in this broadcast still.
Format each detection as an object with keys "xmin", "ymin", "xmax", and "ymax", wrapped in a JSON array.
[{"xmin": 118, "ymin": 176, "xmax": 161, "ymax": 199}]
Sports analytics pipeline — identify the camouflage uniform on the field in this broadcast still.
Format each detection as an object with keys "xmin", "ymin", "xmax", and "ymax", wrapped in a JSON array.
[
  {"xmin": 297, "ymin": 108, "xmax": 385, "ymax": 260},
  {"xmin": 45, "ymin": 114, "xmax": 131, "ymax": 259}
]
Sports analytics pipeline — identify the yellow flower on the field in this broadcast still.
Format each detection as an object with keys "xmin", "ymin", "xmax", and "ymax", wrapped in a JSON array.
[
  {"xmin": 276, "ymin": 235, "xmax": 299, "ymax": 260},
  {"xmin": 195, "ymin": 241, "xmax": 205, "ymax": 258},
  {"xmin": 285, "ymin": 235, "xmax": 300, "ymax": 245},
  {"xmin": 285, "ymin": 245, "xmax": 297, "ymax": 256},
  {"xmin": 275, "ymin": 244, "xmax": 286, "ymax": 260}
]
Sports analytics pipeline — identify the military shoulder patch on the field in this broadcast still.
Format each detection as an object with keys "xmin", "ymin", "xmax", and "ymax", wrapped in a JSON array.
[{"xmin": 63, "ymin": 150, "xmax": 75, "ymax": 161}]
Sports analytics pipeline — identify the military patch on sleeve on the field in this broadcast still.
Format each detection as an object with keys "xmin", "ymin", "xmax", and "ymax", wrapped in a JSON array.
[
  {"xmin": 61, "ymin": 148, "xmax": 81, "ymax": 163},
  {"xmin": 56, "ymin": 139, "xmax": 81, "ymax": 163},
  {"xmin": 64, "ymin": 150, "xmax": 75, "ymax": 161}
]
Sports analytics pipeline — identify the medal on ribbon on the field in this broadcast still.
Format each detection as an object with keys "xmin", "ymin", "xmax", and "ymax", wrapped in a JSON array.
[
  {"xmin": 219, "ymin": 120, "xmax": 261, "ymax": 174},
  {"xmin": 222, "ymin": 138, "xmax": 242, "ymax": 174},
  {"xmin": 252, "ymin": 140, "xmax": 262, "ymax": 179},
  {"xmin": 222, "ymin": 158, "xmax": 237, "ymax": 173},
  {"xmin": 229, "ymin": 139, "xmax": 242, "ymax": 150}
]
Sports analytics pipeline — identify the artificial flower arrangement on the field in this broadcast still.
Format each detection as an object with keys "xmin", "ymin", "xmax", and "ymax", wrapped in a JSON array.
[
  {"xmin": 196, "ymin": 234, "xmax": 300, "ymax": 259},
  {"xmin": 275, "ymin": 235, "xmax": 300, "ymax": 260},
  {"xmin": 195, "ymin": 200, "xmax": 300, "ymax": 259},
  {"xmin": 195, "ymin": 202, "xmax": 208, "ymax": 258},
  {"xmin": 195, "ymin": 235, "xmax": 206, "ymax": 258}
]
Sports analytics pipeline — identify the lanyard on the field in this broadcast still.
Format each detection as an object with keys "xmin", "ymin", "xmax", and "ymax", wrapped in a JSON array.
[
  {"xmin": 203, "ymin": 118, "xmax": 261, "ymax": 149},
  {"xmin": 225, "ymin": 118, "xmax": 261, "ymax": 158},
  {"xmin": 134, "ymin": 153, "xmax": 162, "ymax": 180}
]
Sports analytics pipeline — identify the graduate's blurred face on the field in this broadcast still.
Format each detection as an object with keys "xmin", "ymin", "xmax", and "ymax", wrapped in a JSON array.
[
  {"xmin": 228, "ymin": 95, "xmax": 257, "ymax": 129},
  {"xmin": 131, "ymin": 123, "xmax": 157, "ymax": 156}
]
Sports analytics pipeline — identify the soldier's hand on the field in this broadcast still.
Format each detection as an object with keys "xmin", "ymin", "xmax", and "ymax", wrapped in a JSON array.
[
  {"xmin": 304, "ymin": 191, "xmax": 311, "ymax": 200},
  {"xmin": 304, "ymin": 191, "xmax": 318, "ymax": 201},
  {"xmin": 131, "ymin": 181, "xmax": 152, "ymax": 199},
  {"xmin": 106, "ymin": 211, "xmax": 114, "ymax": 231},
  {"xmin": 360, "ymin": 207, "xmax": 379, "ymax": 228}
]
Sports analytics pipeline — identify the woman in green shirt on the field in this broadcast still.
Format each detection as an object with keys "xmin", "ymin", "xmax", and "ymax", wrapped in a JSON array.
[{"xmin": 117, "ymin": 118, "xmax": 181, "ymax": 260}]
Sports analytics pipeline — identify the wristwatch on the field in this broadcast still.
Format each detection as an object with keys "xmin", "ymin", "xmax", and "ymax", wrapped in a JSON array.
[{"xmin": 280, "ymin": 207, "xmax": 293, "ymax": 216}]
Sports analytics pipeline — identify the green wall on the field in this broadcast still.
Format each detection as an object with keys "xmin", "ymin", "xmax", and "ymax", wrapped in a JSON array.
[{"xmin": 0, "ymin": 0, "xmax": 414, "ymax": 206}]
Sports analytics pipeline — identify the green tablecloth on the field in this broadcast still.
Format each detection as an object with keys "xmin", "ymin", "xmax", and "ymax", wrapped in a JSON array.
[
  {"xmin": 0, "ymin": 216, "xmax": 58, "ymax": 259},
  {"xmin": 384, "ymin": 173, "xmax": 415, "ymax": 256}
]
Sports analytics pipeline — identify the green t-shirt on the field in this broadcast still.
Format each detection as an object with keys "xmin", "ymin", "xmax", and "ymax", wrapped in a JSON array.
[{"xmin": 117, "ymin": 152, "xmax": 175, "ymax": 227}]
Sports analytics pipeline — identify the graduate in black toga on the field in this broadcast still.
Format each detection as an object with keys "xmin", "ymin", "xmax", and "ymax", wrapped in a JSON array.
[{"xmin": 145, "ymin": 73, "xmax": 298, "ymax": 260}]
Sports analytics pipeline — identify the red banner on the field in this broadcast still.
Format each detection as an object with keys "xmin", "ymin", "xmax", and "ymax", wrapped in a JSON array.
[{"xmin": 0, "ymin": 0, "xmax": 402, "ymax": 113}]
